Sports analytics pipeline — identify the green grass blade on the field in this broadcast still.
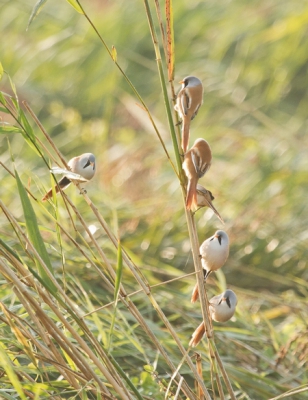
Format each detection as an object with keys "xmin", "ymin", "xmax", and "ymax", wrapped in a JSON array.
[
  {"xmin": 0, "ymin": 91, "xmax": 6, "ymax": 105},
  {"xmin": 108, "ymin": 238, "xmax": 123, "ymax": 350},
  {"xmin": 0, "ymin": 238, "xmax": 22, "ymax": 263},
  {"xmin": 0, "ymin": 125, "xmax": 23, "ymax": 134},
  {"xmin": 15, "ymin": 169, "xmax": 56, "ymax": 290},
  {"xmin": 0, "ymin": 62, "xmax": 3, "ymax": 81},
  {"xmin": 27, "ymin": 0, "xmax": 49, "ymax": 31},
  {"xmin": 114, "ymin": 238, "xmax": 123, "ymax": 307}
]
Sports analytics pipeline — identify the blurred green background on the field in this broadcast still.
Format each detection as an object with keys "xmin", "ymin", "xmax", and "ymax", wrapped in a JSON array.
[{"xmin": 0, "ymin": 0, "xmax": 307, "ymax": 398}]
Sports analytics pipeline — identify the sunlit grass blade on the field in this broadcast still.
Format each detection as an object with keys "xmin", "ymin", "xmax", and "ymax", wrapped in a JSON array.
[
  {"xmin": 0, "ymin": 343, "xmax": 27, "ymax": 400},
  {"xmin": 0, "ymin": 62, "xmax": 3, "ymax": 81},
  {"xmin": 67, "ymin": 0, "xmax": 84, "ymax": 14},
  {"xmin": 0, "ymin": 302, "xmax": 37, "ymax": 367}
]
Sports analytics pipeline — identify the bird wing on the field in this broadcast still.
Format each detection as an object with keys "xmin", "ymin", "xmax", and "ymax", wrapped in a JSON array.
[
  {"xmin": 191, "ymin": 152, "xmax": 209, "ymax": 178},
  {"xmin": 50, "ymin": 168, "xmax": 89, "ymax": 182},
  {"xmin": 180, "ymin": 90, "xmax": 190, "ymax": 116}
]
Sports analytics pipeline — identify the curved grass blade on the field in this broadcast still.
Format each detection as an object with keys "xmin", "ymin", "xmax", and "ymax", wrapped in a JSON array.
[{"xmin": 27, "ymin": 0, "xmax": 48, "ymax": 31}]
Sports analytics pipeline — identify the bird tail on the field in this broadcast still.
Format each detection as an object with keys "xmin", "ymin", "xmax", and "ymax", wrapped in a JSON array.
[
  {"xmin": 181, "ymin": 120, "xmax": 190, "ymax": 153},
  {"xmin": 186, "ymin": 177, "xmax": 197, "ymax": 210},
  {"xmin": 191, "ymin": 269, "xmax": 211, "ymax": 303},
  {"xmin": 42, "ymin": 177, "xmax": 71, "ymax": 201},
  {"xmin": 207, "ymin": 202, "xmax": 225, "ymax": 224},
  {"xmin": 189, "ymin": 321, "xmax": 205, "ymax": 347},
  {"xmin": 191, "ymin": 282, "xmax": 199, "ymax": 303}
]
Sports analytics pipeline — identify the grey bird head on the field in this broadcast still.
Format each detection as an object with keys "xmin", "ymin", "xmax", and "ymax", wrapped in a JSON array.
[
  {"xmin": 218, "ymin": 289, "xmax": 237, "ymax": 309},
  {"xmin": 213, "ymin": 230, "xmax": 229, "ymax": 246},
  {"xmin": 82, "ymin": 153, "xmax": 96, "ymax": 170},
  {"xmin": 182, "ymin": 76, "xmax": 202, "ymax": 88}
]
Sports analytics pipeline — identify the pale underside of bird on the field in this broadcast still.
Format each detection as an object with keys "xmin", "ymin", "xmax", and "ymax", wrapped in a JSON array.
[
  {"xmin": 189, "ymin": 289, "xmax": 237, "ymax": 347},
  {"xmin": 42, "ymin": 153, "xmax": 96, "ymax": 201},
  {"xmin": 191, "ymin": 230, "xmax": 229, "ymax": 303},
  {"xmin": 196, "ymin": 184, "xmax": 224, "ymax": 224},
  {"xmin": 182, "ymin": 138, "xmax": 212, "ymax": 210},
  {"xmin": 174, "ymin": 76, "xmax": 204, "ymax": 153}
]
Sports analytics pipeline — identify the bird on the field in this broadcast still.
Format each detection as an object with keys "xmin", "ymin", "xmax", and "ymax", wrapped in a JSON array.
[
  {"xmin": 189, "ymin": 289, "xmax": 237, "ymax": 347},
  {"xmin": 191, "ymin": 230, "xmax": 229, "ymax": 303},
  {"xmin": 42, "ymin": 153, "xmax": 96, "ymax": 201},
  {"xmin": 182, "ymin": 138, "xmax": 212, "ymax": 210},
  {"xmin": 196, "ymin": 184, "xmax": 224, "ymax": 224},
  {"xmin": 174, "ymin": 76, "xmax": 203, "ymax": 153}
]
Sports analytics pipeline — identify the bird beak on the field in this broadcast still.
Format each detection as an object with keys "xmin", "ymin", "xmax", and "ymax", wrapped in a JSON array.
[
  {"xmin": 90, "ymin": 161, "xmax": 95, "ymax": 169},
  {"xmin": 179, "ymin": 80, "xmax": 184, "ymax": 84}
]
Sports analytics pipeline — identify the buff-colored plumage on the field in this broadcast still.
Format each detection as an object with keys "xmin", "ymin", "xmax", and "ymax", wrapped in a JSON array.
[
  {"xmin": 174, "ymin": 76, "xmax": 203, "ymax": 152},
  {"xmin": 182, "ymin": 139, "xmax": 212, "ymax": 210}
]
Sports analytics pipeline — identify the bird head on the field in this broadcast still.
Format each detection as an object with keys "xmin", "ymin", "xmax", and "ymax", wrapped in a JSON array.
[
  {"xmin": 83, "ymin": 153, "xmax": 96, "ymax": 170},
  {"xmin": 180, "ymin": 76, "xmax": 202, "ymax": 88},
  {"xmin": 214, "ymin": 230, "xmax": 228, "ymax": 246}
]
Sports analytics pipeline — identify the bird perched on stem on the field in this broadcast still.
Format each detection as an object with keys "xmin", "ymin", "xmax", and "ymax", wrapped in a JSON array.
[
  {"xmin": 189, "ymin": 289, "xmax": 237, "ymax": 347},
  {"xmin": 174, "ymin": 76, "xmax": 203, "ymax": 152},
  {"xmin": 42, "ymin": 153, "xmax": 96, "ymax": 201},
  {"xmin": 196, "ymin": 184, "xmax": 224, "ymax": 224},
  {"xmin": 191, "ymin": 230, "xmax": 229, "ymax": 303},
  {"xmin": 182, "ymin": 138, "xmax": 212, "ymax": 210}
]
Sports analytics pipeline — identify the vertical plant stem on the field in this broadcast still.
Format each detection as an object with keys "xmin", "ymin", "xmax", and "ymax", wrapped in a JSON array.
[
  {"xmin": 142, "ymin": 0, "xmax": 213, "ymax": 340},
  {"xmin": 211, "ymin": 342, "xmax": 236, "ymax": 400},
  {"xmin": 142, "ymin": 0, "xmax": 182, "ymax": 176}
]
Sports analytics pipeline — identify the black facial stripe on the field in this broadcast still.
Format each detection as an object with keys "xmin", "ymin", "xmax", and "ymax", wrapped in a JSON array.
[
  {"xmin": 210, "ymin": 237, "xmax": 214, "ymax": 241},
  {"xmin": 226, "ymin": 297, "xmax": 231, "ymax": 308},
  {"xmin": 83, "ymin": 160, "xmax": 91, "ymax": 169},
  {"xmin": 218, "ymin": 235, "xmax": 222, "ymax": 245}
]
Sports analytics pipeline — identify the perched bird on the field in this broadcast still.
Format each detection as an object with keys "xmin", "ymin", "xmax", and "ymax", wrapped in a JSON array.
[
  {"xmin": 42, "ymin": 153, "xmax": 96, "ymax": 201},
  {"xmin": 196, "ymin": 184, "xmax": 224, "ymax": 224},
  {"xmin": 191, "ymin": 230, "xmax": 229, "ymax": 303},
  {"xmin": 182, "ymin": 139, "xmax": 212, "ymax": 210},
  {"xmin": 189, "ymin": 289, "xmax": 237, "ymax": 347},
  {"xmin": 174, "ymin": 76, "xmax": 203, "ymax": 152}
]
